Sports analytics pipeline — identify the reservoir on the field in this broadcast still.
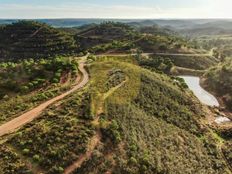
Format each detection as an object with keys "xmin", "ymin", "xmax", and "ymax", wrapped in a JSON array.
[{"xmin": 179, "ymin": 76, "xmax": 220, "ymax": 107}]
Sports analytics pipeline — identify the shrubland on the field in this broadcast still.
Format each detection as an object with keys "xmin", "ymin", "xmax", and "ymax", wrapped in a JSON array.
[
  {"xmin": 0, "ymin": 57, "xmax": 79, "ymax": 124},
  {"xmin": 202, "ymin": 58, "xmax": 232, "ymax": 110},
  {"xmin": 72, "ymin": 56, "xmax": 228, "ymax": 173},
  {"xmin": 0, "ymin": 21, "xmax": 76, "ymax": 60},
  {"xmin": 4, "ymin": 90, "xmax": 94, "ymax": 174}
]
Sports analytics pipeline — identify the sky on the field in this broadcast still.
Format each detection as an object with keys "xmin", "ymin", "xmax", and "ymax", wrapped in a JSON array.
[{"xmin": 0, "ymin": 0, "xmax": 232, "ymax": 19}]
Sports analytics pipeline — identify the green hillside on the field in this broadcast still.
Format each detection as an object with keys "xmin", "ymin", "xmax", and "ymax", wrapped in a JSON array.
[
  {"xmin": 0, "ymin": 21, "xmax": 76, "ymax": 60},
  {"xmin": 75, "ymin": 22, "xmax": 138, "ymax": 52},
  {"xmin": 0, "ymin": 57, "xmax": 79, "ymax": 124},
  {"xmin": 0, "ymin": 56, "xmax": 229, "ymax": 174},
  {"xmin": 158, "ymin": 54, "xmax": 218, "ymax": 70},
  {"xmin": 74, "ymin": 22, "xmax": 198, "ymax": 55},
  {"xmin": 78, "ymin": 57, "xmax": 227, "ymax": 173},
  {"xmin": 0, "ymin": 20, "xmax": 230, "ymax": 174},
  {"xmin": 202, "ymin": 59, "xmax": 232, "ymax": 110}
]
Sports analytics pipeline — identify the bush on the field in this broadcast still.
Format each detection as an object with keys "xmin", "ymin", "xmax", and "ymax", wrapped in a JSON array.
[{"xmin": 33, "ymin": 154, "xmax": 40, "ymax": 162}]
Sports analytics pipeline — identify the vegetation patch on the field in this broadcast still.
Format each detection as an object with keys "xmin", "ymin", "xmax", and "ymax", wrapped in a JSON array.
[
  {"xmin": 74, "ymin": 56, "xmax": 228, "ymax": 174},
  {"xmin": 7, "ymin": 90, "xmax": 95, "ymax": 174},
  {"xmin": 0, "ymin": 145, "xmax": 30, "ymax": 174},
  {"xmin": 203, "ymin": 59, "xmax": 232, "ymax": 110},
  {"xmin": 0, "ymin": 21, "xmax": 76, "ymax": 60}
]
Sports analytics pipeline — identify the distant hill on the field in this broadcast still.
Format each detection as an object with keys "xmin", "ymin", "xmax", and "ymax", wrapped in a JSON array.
[
  {"xmin": 74, "ymin": 22, "xmax": 139, "ymax": 52},
  {"xmin": 0, "ymin": 21, "xmax": 76, "ymax": 60},
  {"xmin": 74, "ymin": 22, "xmax": 197, "ymax": 55},
  {"xmin": 175, "ymin": 20, "xmax": 232, "ymax": 36},
  {"xmin": 0, "ymin": 18, "xmax": 231, "ymax": 29},
  {"xmin": 0, "ymin": 19, "xmax": 143, "ymax": 28}
]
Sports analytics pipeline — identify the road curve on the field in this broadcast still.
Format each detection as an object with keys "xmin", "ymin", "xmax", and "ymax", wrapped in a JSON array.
[{"xmin": 0, "ymin": 58, "xmax": 89, "ymax": 137}]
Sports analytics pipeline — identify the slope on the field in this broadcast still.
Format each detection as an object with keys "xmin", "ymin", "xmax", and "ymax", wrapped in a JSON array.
[
  {"xmin": 0, "ymin": 21, "xmax": 76, "ymax": 60},
  {"xmin": 202, "ymin": 59, "xmax": 232, "ymax": 110}
]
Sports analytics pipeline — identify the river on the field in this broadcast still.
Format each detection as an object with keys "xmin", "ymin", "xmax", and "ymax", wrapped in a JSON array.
[{"xmin": 179, "ymin": 76, "xmax": 219, "ymax": 107}]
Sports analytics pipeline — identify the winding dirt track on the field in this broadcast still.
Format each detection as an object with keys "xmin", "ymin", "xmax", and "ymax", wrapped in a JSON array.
[
  {"xmin": 0, "ymin": 58, "xmax": 89, "ymax": 137},
  {"xmin": 64, "ymin": 79, "xmax": 128, "ymax": 174}
]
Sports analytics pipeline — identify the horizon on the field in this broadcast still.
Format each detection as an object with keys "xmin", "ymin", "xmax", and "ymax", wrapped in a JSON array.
[{"xmin": 1, "ymin": 18, "xmax": 232, "ymax": 20}]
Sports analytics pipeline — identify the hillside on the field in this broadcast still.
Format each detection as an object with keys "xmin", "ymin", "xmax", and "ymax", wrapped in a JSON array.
[
  {"xmin": 74, "ymin": 22, "xmax": 138, "ymax": 53},
  {"xmin": 0, "ymin": 56, "xmax": 230, "ymax": 174},
  {"xmin": 0, "ymin": 57, "xmax": 79, "ymax": 125},
  {"xmin": 74, "ymin": 22, "xmax": 200, "ymax": 55},
  {"xmin": 178, "ymin": 20, "xmax": 232, "ymax": 36},
  {"xmin": 0, "ymin": 21, "xmax": 76, "ymax": 60},
  {"xmin": 0, "ymin": 19, "xmax": 231, "ymax": 174},
  {"xmin": 202, "ymin": 59, "xmax": 232, "ymax": 110}
]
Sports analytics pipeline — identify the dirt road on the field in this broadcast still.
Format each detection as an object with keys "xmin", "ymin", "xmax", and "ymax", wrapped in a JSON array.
[
  {"xmin": 0, "ymin": 58, "xmax": 89, "ymax": 137},
  {"xmin": 63, "ymin": 78, "xmax": 128, "ymax": 174}
]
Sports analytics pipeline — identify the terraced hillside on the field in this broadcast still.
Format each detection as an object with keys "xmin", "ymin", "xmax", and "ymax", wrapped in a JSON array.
[
  {"xmin": 0, "ymin": 56, "xmax": 230, "ymax": 174},
  {"xmin": 75, "ymin": 22, "xmax": 138, "ymax": 53},
  {"xmin": 74, "ymin": 22, "xmax": 198, "ymax": 55},
  {"xmin": 0, "ymin": 21, "xmax": 76, "ymax": 60}
]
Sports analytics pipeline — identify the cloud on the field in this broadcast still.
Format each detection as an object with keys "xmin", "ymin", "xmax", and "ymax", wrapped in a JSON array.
[{"xmin": 0, "ymin": 2, "xmax": 232, "ymax": 19}]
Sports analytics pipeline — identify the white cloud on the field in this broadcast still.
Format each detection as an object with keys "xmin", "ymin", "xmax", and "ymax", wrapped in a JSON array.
[{"xmin": 0, "ymin": 2, "xmax": 232, "ymax": 19}]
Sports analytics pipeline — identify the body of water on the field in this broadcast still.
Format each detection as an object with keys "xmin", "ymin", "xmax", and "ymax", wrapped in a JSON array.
[
  {"xmin": 215, "ymin": 116, "xmax": 231, "ymax": 124},
  {"xmin": 179, "ymin": 76, "xmax": 220, "ymax": 107}
]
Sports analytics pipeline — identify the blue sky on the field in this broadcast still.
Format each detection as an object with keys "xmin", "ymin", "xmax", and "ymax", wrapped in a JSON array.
[{"xmin": 0, "ymin": 0, "xmax": 231, "ymax": 19}]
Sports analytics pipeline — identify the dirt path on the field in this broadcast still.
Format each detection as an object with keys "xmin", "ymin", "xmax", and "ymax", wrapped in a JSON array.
[
  {"xmin": 0, "ymin": 57, "xmax": 89, "ymax": 137},
  {"xmin": 63, "ymin": 79, "xmax": 128, "ymax": 174},
  {"xmin": 64, "ymin": 133, "xmax": 101, "ymax": 174}
]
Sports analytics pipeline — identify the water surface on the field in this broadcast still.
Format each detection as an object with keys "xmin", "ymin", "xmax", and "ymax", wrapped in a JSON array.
[
  {"xmin": 179, "ymin": 76, "xmax": 219, "ymax": 107},
  {"xmin": 215, "ymin": 116, "xmax": 231, "ymax": 124}
]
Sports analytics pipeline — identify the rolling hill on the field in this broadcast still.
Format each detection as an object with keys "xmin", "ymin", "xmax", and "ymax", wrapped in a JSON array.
[
  {"xmin": 0, "ymin": 20, "xmax": 230, "ymax": 174},
  {"xmin": 0, "ymin": 56, "xmax": 230, "ymax": 174},
  {"xmin": 0, "ymin": 21, "xmax": 76, "ymax": 60},
  {"xmin": 74, "ymin": 22, "xmax": 199, "ymax": 55}
]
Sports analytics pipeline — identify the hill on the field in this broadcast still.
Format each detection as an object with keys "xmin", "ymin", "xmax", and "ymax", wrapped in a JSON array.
[
  {"xmin": 178, "ymin": 20, "xmax": 232, "ymax": 36},
  {"xmin": 0, "ymin": 57, "xmax": 79, "ymax": 125},
  {"xmin": 74, "ymin": 22, "xmax": 138, "ymax": 53},
  {"xmin": 0, "ymin": 56, "xmax": 230, "ymax": 174},
  {"xmin": 202, "ymin": 59, "xmax": 232, "ymax": 110},
  {"xmin": 0, "ymin": 21, "xmax": 76, "ymax": 60},
  {"xmin": 75, "ymin": 22, "xmax": 198, "ymax": 55}
]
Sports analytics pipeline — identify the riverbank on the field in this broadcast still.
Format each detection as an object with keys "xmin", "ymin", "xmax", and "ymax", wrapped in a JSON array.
[
  {"xmin": 179, "ymin": 75, "xmax": 219, "ymax": 107},
  {"xmin": 200, "ymin": 77, "xmax": 232, "ymax": 121},
  {"xmin": 171, "ymin": 66, "xmax": 205, "ymax": 76},
  {"xmin": 179, "ymin": 75, "xmax": 232, "ymax": 128}
]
